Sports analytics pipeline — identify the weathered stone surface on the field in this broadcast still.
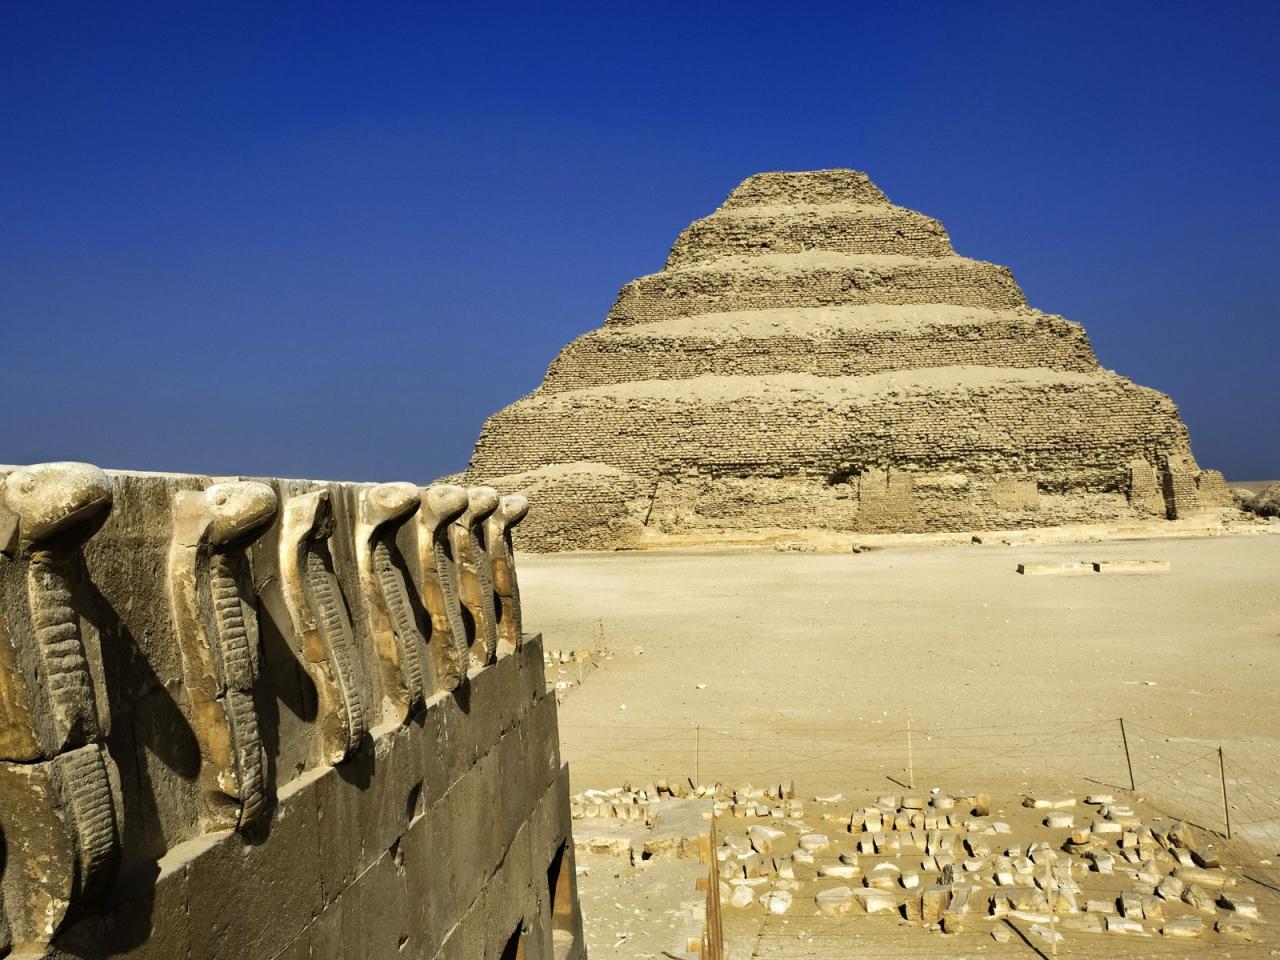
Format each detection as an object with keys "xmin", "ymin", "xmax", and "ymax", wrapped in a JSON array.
[
  {"xmin": 168, "ymin": 480, "xmax": 277, "ymax": 830},
  {"xmin": 355, "ymin": 481, "xmax": 430, "ymax": 722},
  {"xmin": 0, "ymin": 463, "xmax": 582, "ymax": 960},
  {"xmin": 450, "ymin": 487, "xmax": 500, "ymax": 668},
  {"xmin": 401, "ymin": 484, "xmax": 470, "ymax": 693},
  {"xmin": 815, "ymin": 885, "xmax": 855, "ymax": 915},
  {"xmin": 0, "ymin": 463, "xmax": 121, "ymax": 946},
  {"xmin": 465, "ymin": 169, "xmax": 1228, "ymax": 550}
]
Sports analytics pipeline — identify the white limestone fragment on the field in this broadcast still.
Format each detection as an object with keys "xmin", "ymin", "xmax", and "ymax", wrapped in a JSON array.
[
  {"xmin": 760, "ymin": 890, "xmax": 793, "ymax": 915},
  {"xmin": 798, "ymin": 833, "xmax": 830, "ymax": 853},
  {"xmin": 815, "ymin": 885, "xmax": 855, "ymax": 916},
  {"xmin": 729, "ymin": 885, "xmax": 755, "ymax": 908}
]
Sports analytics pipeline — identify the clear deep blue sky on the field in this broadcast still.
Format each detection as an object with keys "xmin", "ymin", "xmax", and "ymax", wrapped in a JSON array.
[{"xmin": 2, "ymin": 2, "xmax": 1277, "ymax": 481}]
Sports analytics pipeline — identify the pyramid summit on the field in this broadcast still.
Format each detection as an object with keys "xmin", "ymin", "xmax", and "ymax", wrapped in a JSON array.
[{"xmin": 465, "ymin": 168, "xmax": 1230, "ymax": 550}]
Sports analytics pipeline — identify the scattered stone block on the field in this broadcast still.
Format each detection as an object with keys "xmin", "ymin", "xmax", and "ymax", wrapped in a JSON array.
[
  {"xmin": 1218, "ymin": 893, "xmax": 1259, "ymax": 919},
  {"xmin": 1174, "ymin": 865, "xmax": 1234, "ymax": 888},
  {"xmin": 818, "ymin": 863, "xmax": 859, "ymax": 880},
  {"xmin": 1017, "ymin": 562, "xmax": 1094, "ymax": 576},
  {"xmin": 760, "ymin": 890, "xmax": 792, "ymax": 915},
  {"xmin": 815, "ymin": 885, "xmax": 855, "ymax": 916},
  {"xmin": 921, "ymin": 885, "xmax": 951, "ymax": 924},
  {"xmin": 1190, "ymin": 845, "xmax": 1220, "ymax": 869},
  {"xmin": 1106, "ymin": 915, "xmax": 1146, "ymax": 935},
  {"xmin": 854, "ymin": 888, "xmax": 898, "ymax": 914},
  {"xmin": 747, "ymin": 829, "xmax": 783, "ymax": 855},
  {"xmin": 729, "ymin": 885, "xmax": 755, "ymax": 908},
  {"xmin": 1062, "ymin": 914, "xmax": 1105, "ymax": 933},
  {"xmin": 1182, "ymin": 883, "xmax": 1214, "ymax": 912},
  {"xmin": 1119, "ymin": 892, "xmax": 1143, "ymax": 918},
  {"xmin": 1162, "ymin": 916, "xmax": 1203, "ymax": 939},
  {"xmin": 1216, "ymin": 918, "xmax": 1255, "ymax": 941},
  {"xmin": 1136, "ymin": 859, "xmax": 1161, "ymax": 885},
  {"xmin": 798, "ymin": 833, "xmax": 830, "ymax": 853}
]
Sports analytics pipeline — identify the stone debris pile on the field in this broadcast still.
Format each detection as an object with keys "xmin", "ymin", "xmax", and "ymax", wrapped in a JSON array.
[
  {"xmin": 544, "ymin": 645, "xmax": 611, "ymax": 699},
  {"xmin": 576, "ymin": 782, "xmax": 1265, "ymax": 945}
]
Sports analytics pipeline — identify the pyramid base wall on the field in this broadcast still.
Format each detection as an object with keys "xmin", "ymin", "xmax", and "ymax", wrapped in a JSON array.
[{"xmin": 480, "ymin": 465, "xmax": 1235, "ymax": 552}]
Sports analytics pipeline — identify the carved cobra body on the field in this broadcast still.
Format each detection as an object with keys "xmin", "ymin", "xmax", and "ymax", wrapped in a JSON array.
[
  {"xmin": 485, "ymin": 493, "xmax": 529, "ymax": 655},
  {"xmin": 279, "ymin": 490, "xmax": 367, "ymax": 764},
  {"xmin": 356, "ymin": 482, "xmax": 429, "ymax": 721},
  {"xmin": 450, "ymin": 486, "xmax": 501, "ymax": 668},
  {"xmin": 0, "ymin": 462, "xmax": 119, "ymax": 944},
  {"xmin": 414, "ymin": 484, "xmax": 470, "ymax": 691},
  {"xmin": 168, "ymin": 481, "xmax": 277, "ymax": 829}
]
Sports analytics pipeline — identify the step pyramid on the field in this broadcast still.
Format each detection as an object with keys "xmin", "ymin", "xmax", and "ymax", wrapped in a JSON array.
[{"xmin": 465, "ymin": 170, "xmax": 1230, "ymax": 550}]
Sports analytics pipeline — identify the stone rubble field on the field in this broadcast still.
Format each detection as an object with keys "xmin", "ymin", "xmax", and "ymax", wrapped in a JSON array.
[{"xmin": 571, "ymin": 780, "xmax": 1273, "ymax": 957}]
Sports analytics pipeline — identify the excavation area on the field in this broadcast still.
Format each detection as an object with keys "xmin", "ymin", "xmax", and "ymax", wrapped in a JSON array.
[{"xmin": 522, "ymin": 529, "xmax": 1280, "ymax": 957}]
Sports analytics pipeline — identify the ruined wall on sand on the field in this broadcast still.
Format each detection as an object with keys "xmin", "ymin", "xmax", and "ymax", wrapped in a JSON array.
[{"xmin": 0, "ymin": 462, "xmax": 584, "ymax": 960}]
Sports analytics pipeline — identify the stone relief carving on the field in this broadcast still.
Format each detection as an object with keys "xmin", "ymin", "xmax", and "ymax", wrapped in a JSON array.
[
  {"xmin": 485, "ymin": 493, "xmax": 529, "ymax": 656},
  {"xmin": 450, "ymin": 486, "xmax": 500, "ymax": 668},
  {"xmin": 0, "ymin": 462, "xmax": 120, "ymax": 945},
  {"xmin": 356, "ymin": 482, "xmax": 429, "ymax": 721},
  {"xmin": 413, "ymin": 484, "xmax": 470, "ymax": 691},
  {"xmin": 168, "ymin": 480, "xmax": 278, "ymax": 830},
  {"xmin": 0, "ymin": 461, "xmax": 538, "ymax": 952},
  {"xmin": 278, "ymin": 489, "xmax": 367, "ymax": 764}
]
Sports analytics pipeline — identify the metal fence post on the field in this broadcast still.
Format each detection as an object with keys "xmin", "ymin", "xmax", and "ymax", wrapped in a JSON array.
[{"xmin": 1119, "ymin": 718, "xmax": 1136, "ymax": 791}]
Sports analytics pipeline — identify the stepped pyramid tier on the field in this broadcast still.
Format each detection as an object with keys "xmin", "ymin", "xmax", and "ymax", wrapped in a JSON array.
[{"xmin": 465, "ymin": 169, "xmax": 1231, "ymax": 550}]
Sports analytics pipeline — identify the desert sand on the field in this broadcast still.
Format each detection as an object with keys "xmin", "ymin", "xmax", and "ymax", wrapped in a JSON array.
[{"xmin": 527, "ymin": 529, "xmax": 1280, "ymax": 957}]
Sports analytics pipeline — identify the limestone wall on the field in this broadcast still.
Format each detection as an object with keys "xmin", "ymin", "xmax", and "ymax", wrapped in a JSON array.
[
  {"xmin": 665, "ymin": 204, "xmax": 954, "ymax": 267},
  {"xmin": 0, "ymin": 463, "xmax": 584, "ymax": 960},
  {"xmin": 607, "ymin": 253, "xmax": 1027, "ymax": 325},
  {"xmin": 540, "ymin": 308, "xmax": 1098, "ymax": 392},
  {"xmin": 464, "ymin": 168, "xmax": 1231, "ymax": 550}
]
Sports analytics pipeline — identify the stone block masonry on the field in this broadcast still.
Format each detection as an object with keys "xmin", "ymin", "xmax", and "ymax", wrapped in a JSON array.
[
  {"xmin": 465, "ymin": 169, "xmax": 1233, "ymax": 550},
  {"xmin": 0, "ymin": 463, "xmax": 584, "ymax": 960}
]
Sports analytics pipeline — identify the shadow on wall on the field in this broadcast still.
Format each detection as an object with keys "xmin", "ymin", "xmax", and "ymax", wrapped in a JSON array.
[{"xmin": 0, "ymin": 463, "xmax": 581, "ymax": 960}]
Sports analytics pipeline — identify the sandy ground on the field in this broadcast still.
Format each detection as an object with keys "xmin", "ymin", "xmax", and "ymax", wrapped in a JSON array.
[{"xmin": 525, "ymin": 529, "xmax": 1280, "ymax": 957}]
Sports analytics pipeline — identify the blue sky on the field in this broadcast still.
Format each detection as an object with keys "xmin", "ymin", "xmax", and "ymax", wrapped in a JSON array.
[{"xmin": 2, "ymin": 1, "xmax": 1276, "ymax": 480}]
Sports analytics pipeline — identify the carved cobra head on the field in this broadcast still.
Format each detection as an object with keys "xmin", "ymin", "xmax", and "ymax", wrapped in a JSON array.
[
  {"xmin": 203, "ymin": 481, "xmax": 278, "ymax": 546},
  {"xmin": 0, "ymin": 461, "xmax": 113, "ymax": 554},
  {"xmin": 498, "ymin": 494, "xmax": 530, "ymax": 528},
  {"xmin": 464, "ymin": 486, "xmax": 500, "ymax": 525},
  {"xmin": 424, "ymin": 484, "xmax": 469, "ymax": 528},
  {"xmin": 363, "ymin": 482, "xmax": 420, "ymax": 528}
]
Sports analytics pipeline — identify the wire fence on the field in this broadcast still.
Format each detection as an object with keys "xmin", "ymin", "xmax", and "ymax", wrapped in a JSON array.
[
  {"xmin": 560, "ymin": 715, "xmax": 1280, "ymax": 863},
  {"xmin": 565, "ymin": 716, "xmax": 1280, "ymax": 958}
]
